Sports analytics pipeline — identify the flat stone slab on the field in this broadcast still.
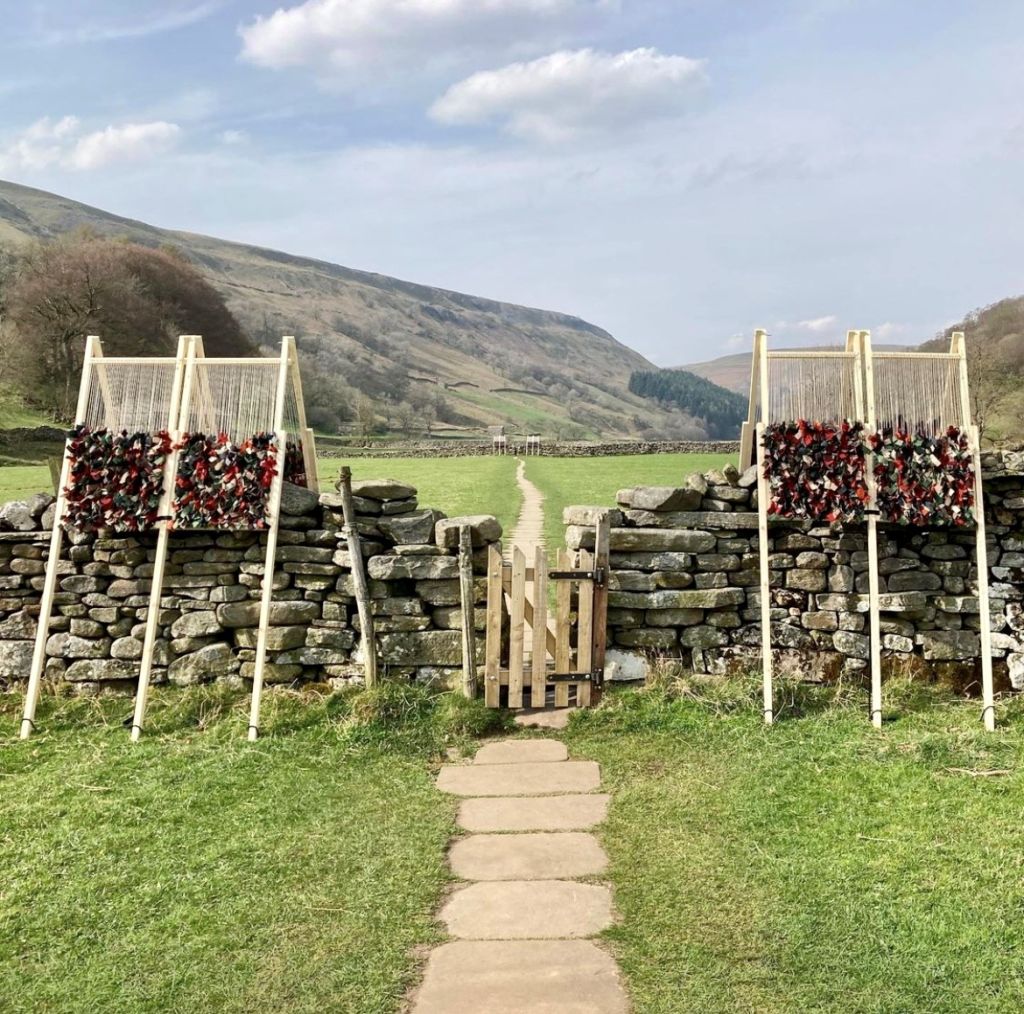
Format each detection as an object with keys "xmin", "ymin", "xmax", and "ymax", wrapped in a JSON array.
[
  {"xmin": 449, "ymin": 832, "xmax": 608, "ymax": 881},
  {"xmin": 474, "ymin": 739, "xmax": 568, "ymax": 765},
  {"xmin": 412, "ymin": 940, "xmax": 629, "ymax": 1013},
  {"xmin": 515, "ymin": 708, "xmax": 571, "ymax": 730},
  {"xmin": 441, "ymin": 880, "xmax": 614, "ymax": 939},
  {"xmin": 458, "ymin": 794, "xmax": 611, "ymax": 832},
  {"xmin": 437, "ymin": 761, "xmax": 601, "ymax": 797}
]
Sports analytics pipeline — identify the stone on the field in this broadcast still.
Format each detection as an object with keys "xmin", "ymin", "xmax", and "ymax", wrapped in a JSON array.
[
  {"xmin": 802, "ymin": 611, "xmax": 838, "ymax": 631},
  {"xmin": 435, "ymin": 515, "xmax": 502, "ymax": 548},
  {"xmin": 680, "ymin": 625, "xmax": 729, "ymax": 648},
  {"xmin": 0, "ymin": 640, "xmax": 33, "ymax": 680},
  {"xmin": 279, "ymin": 482, "xmax": 320, "ymax": 516},
  {"xmin": 448, "ymin": 832, "xmax": 607, "ymax": 881},
  {"xmin": 786, "ymin": 569, "xmax": 827, "ymax": 592},
  {"xmin": 0, "ymin": 501, "xmax": 36, "ymax": 532},
  {"xmin": 437, "ymin": 760, "xmax": 601, "ymax": 797},
  {"xmin": 610, "ymin": 528, "xmax": 715, "ymax": 552},
  {"xmin": 440, "ymin": 881, "xmax": 613, "ymax": 939},
  {"xmin": 239, "ymin": 662, "xmax": 304, "ymax": 683},
  {"xmin": 216, "ymin": 600, "xmax": 319, "ymax": 627},
  {"xmin": 457, "ymin": 794, "xmax": 611, "ymax": 833},
  {"xmin": 412, "ymin": 940, "xmax": 628, "ymax": 1014},
  {"xmin": 378, "ymin": 630, "xmax": 464, "ymax": 665},
  {"xmin": 368, "ymin": 555, "xmax": 459, "ymax": 580},
  {"xmin": 234, "ymin": 625, "xmax": 307, "ymax": 651},
  {"xmin": 45, "ymin": 633, "xmax": 111, "ymax": 659},
  {"xmin": 877, "ymin": 592, "xmax": 928, "ymax": 612},
  {"xmin": 738, "ymin": 465, "xmax": 759, "ymax": 488},
  {"xmin": 615, "ymin": 486, "xmax": 702, "ymax": 511},
  {"xmin": 0, "ymin": 610, "xmax": 36, "ymax": 639},
  {"xmin": 609, "ymin": 588, "xmax": 744, "ymax": 609},
  {"xmin": 25, "ymin": 491, "xmax": 55, "ymax": 518},
  {"xmin": 609, "ymin": 551, "xmax": 694, "ymax": 571},
  {"xmin": 168, "ymin": 642, "xmax": 234, "ymax": 685},
  {"xmin": 833, "ymin": 630, "xmax": 869, "ymax": 659},
  {"xmin": 887, "ymin": 571, "xmax": 942, "ymax": 592},
  {"xmin": 562, "ymin": 505, "xmax": 624, "ymax": 527},
  {"xmin": 883, "ymin": 634, "xmax": 914, "ymax": 652},
  {"xmin": 170, "ymin": 611, "xmax": 222, "ymax": 639},
  {"xmin": 349, "ymin": 478, "xmax": 417, "ymax": 501},
  {"xmin": 604, "ymin": 648, "xmax": 649, "ymax": 682},
  {"xmin": 646, "ymin": 608, "xmax": 703, "ymax": 627},
  {"xmin": 616, "ymin": 628, "xmax": 677, "ymax": 648},
  {"xmin": 378, "ymin": 509, "xmax": 444, "ymax": 545},
  {"xmin": 828, "ymin": 565, "xmax": 855, "ymax": 592},
  {"xmin": 473, "ymin": 740, "xmax": 568, "ymax": 764},
  {"xmin": 796, "ymin": 551, "xmax": 829, "ymax": 570},
  {"xmin": 110, "ymin": 636, "xmax": 143, "ymax": 660},
  {"xmin": 65, "ymin": 658, "xmax": 137, "ymax": 681},
  {"xmin": 920, "ymin": 630, "xmax": 979, "ymax": 660},
  {"xmin": 624, "ymin": 510, "xmax": 760, "ymax": 530}
]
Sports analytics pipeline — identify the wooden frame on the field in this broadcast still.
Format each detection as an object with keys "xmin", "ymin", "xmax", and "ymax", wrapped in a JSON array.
[
  {"xmin": 862, "ymin": 331, "xmax": 994, "ymax": 729},
  {"xmin": 22, "ymin": 335, "xmax": 317, "ymax": 742},
  {"xmin": 745, "ymin": 329, "xmax": 865, "ymax": 726}
]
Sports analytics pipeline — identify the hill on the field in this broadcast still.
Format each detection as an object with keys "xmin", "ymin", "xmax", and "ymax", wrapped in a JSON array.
[
  {"xmin": 0, "ymin": 179, "xmax": 692, "ymax": 439},
  {"xmin": 628, "ymin": 368, "xmax": 747, "ymax": 438}
]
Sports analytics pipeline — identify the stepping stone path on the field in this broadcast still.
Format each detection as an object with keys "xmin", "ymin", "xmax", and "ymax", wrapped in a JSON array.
[{"xmin": 412, "ymin": 736, "xmax": 629, "ymax": 1013}]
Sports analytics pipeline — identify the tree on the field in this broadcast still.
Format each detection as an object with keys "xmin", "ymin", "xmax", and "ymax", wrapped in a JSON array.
[
  {"xmin": 355, "ymin": 396, "xmax": 377, "ymax": 440},
  {"xmin": 3, "ymin": 231, "xmax": 254, "ymax": 420}
]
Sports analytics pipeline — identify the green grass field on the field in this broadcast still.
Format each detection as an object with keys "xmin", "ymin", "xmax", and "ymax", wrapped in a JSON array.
[
  {"xmin": 524, "ymin": 452, "xmax": 734, "ymax": 550},
  {"xmin": 568, "ymin": 676, "xmax": 1024, "ymax": 1013},
  {"xmin": 0, "ymin": 685, "xmax": 505, "ymax": 1014}
]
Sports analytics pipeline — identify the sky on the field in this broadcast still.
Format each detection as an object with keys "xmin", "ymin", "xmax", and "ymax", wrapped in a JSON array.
[{"xmin": 0, "ymin": 0, "xmax": 1022, "ymax": 366}]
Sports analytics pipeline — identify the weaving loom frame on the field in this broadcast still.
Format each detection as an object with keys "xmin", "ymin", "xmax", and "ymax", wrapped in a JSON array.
[
  {"xmin": 20, "ymin": 336, "xmax": 320, "ymax": 742},
  {"xmin": 862, "ymin": 331, "xmax": 994, "ymax": 730},
  {"xmin": 741, "ymin": 328, "xmax": 994, "ymax": 729}
]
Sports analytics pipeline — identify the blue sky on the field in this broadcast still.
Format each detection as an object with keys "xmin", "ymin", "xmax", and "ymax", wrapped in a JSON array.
[{"xmin": 1, "ymin": 0, "xmax": 1022, "ymax": 365}]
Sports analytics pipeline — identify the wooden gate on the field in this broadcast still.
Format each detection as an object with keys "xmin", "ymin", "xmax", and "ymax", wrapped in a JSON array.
[{"xmin": 483, "ymin": 515, "xmax": 610, "ymax": 709}]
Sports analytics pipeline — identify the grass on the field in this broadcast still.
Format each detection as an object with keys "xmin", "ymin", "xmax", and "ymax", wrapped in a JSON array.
[
  {"xmin": 320, "ymin": 455, "xmax": 522, "ymax": 535},
  {"xmin": 566, "ymin": 674, "xmax": 1024, "ymax": 1013},
  {"xmin": 0, "ymin": 683, "xmax": 505, "ymax": 1014},
  {"xmin": 525, "ymin": 452, "xmax": 734, "ymax": 550},
  {"xmin": 0, "ymin": 463, "xmax": 53, "ymax": 501}
]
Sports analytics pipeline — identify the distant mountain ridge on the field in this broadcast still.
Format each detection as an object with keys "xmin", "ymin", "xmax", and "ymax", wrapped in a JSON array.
[{"xmin": 0, "ymin": 179, "xmax": 690, "ymax": 439}]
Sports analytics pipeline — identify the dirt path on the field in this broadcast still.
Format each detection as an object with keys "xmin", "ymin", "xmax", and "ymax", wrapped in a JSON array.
[
  {"xmin": 507, "ymin": 459, "xmax": 545, "ymax": 560},
  {"xmin": 412, "ymin": 737, "xmax": 628, "ymax": 1012}
]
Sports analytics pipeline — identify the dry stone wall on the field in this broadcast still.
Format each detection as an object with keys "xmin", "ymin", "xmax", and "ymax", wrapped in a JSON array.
[
  {"xmin": 567, "ymin": 450, "xmax": 1024, "ymax": 689},
  {"xmin": 325, "ymin": 440, "xmax": 739, "ymax": 459},
  {"xmin": 0, "ymin": 480, "xmax": 497, "ymax": 693}
]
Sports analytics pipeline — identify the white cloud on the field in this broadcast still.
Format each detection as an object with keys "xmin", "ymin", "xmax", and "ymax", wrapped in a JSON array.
[
  {"xmin": 798, "ymin": 314, "xmax": 838, "ymax": 332},
  {"xmin": 0, "ymin": 117, "xmax": 180, "ymax": 173},
  {"xmin": 221, "ymin": 129, "xmax": 248, "ymax": 145},
  {"xmin": 239, "ymin": 0, "xmax": 604, "ymax": 83},
  {"xmin": 872, "ymin": 321, "xmax": 912, "ymax": 342},
  {"xmin": 430, "ymin": 48, "xmax": 707, "ymax": 142}
]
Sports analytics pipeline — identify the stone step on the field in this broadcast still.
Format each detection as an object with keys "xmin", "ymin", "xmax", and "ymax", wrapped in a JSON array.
[
  {"xmin": 473, "ymin": 739, "xmax": 568, "ymax": 765},
  {"xmin": 449, "ymin": 831, "xmax": 607, "ymax": 881},
  {"xmin": 437, "ymin": 760, "xmax": 601, "ymax": 797},
  {"xmin": 412, "ymin": 940, "xmax": 629, "ymax": 1014},
  {"xmin": 457, "ymin": 793, "xmax": 611, "ymax": 833},
  {"xmin": 440, "ymin": 880, "xmax": 614, "ymax": 939},
  {"xmin": 514, "ymin": 708, "xmax": 572, "ymax": 730}
]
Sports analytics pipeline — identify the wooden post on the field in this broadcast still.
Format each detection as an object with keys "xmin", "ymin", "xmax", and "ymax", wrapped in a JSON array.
[
  {"xmin": 337, "ymin": 465, "xmax": 378, "ymax": 690},
  {"xmin": 508, "ymin": 546, "xmax": 526, "ymax": 708},
  {"xmin": 247, "ymin": 341, "xmax": 292, "ymax": 741},
  {"xmin": 754, "ymin": 330, "xmax": 774, "ymax": 724},
  {"xmin": 130, "ymin": 334, "xmax": 193, "ymax": 742},
  {"xmin": 860, "ymin": 329, "xmax": 883, "ymax": 728},
  {"xmin": 484, "ymin": 543, "xmax": 503, "ymax": 707},
  {"xmin": 531, "ymin": 545, "xmax": 548, "ymax": 708},
  {"xmin": 285, "ymin": 335, "xmax": 320, "ymax": 493},
  {"xmin": 21, "ymin": 335, "xmax": 100, "ymax": 739},
  {"xmin": 590, "ymin": 512, "xmax": 610, "ymax": 705},
  {"xmin": 457, "ymin": 525, "xmax": 477, "ymax": 699},
  {"xmin": 952, "ymin": 332, "xmax": 995, "ymax": 729}
]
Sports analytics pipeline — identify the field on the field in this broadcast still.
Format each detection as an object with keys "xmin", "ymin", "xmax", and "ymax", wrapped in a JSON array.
[
  {"xmin": 524, "ymin": 452, "xmax": 733, "ymax": 549},
  {"xmin": 0, "ymin": 685, "xmax": 504, "ymax": 1014},
  {"xmin": 567, "ymin": 676, "xmax": 1024, "ymax": 1013}
]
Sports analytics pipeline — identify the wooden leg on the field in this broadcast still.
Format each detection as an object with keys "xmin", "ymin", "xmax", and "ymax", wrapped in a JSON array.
[
  {"xmin": 755, "ymin": 424, "xmax": 773, "ymax": 724},
  {"xmin": 867, "ymin": 517, "xmax": 882, "ymax": 729},
  {"xmin": 131, "ymin": 525, "xmax": 172, "ymax": 742},
  {"xmin": 247, "ymin": 468, "xmax": 286, "ymax": 741},
  {"xmin": 21, "ymin": 522, "xmax": 66, "ymax": 739}
]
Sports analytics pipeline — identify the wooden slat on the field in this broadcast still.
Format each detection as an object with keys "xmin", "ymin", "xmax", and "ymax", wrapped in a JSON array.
[
  {"xmin": 458, "ymin": 525, "xmax": 477, "ymax": 700},
  {"xmin": 531, "ymin": 546, "xmax": 548, "ymax": 708},
  {"xmin": 554, "ymin": 549, "xmax": 572, "ymax": 708},
  {"xmin": 484, "ymin": 543, "xmax": 503, "ymax": 707},
  {"xmin": 576, "ymin": 548, "xmax": 594, "ymax": 708},
  {"xmin": 508, "ymin": 547, "xmax": 527, "ymax": 708}
]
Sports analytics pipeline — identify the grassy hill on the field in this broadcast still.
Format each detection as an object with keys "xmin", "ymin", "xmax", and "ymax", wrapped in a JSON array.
[{"xmin": 0, "ymin": 179, "xmax": 685, "ymax": 439}]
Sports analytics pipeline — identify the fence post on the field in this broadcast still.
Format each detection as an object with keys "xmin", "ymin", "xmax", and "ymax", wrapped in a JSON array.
[
  {"xmin": 458, "ymin": 525, "xmax": 477, "ymax": 699},
  {"xmin": 338, "ymin": 466, "xmax": 377, "ymax": 688}
]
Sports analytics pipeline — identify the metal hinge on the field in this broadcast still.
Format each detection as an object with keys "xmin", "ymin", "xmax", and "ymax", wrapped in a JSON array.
[{"xmin": 549, "ymin": 567, "xmax": 606, "ymax": 586}]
